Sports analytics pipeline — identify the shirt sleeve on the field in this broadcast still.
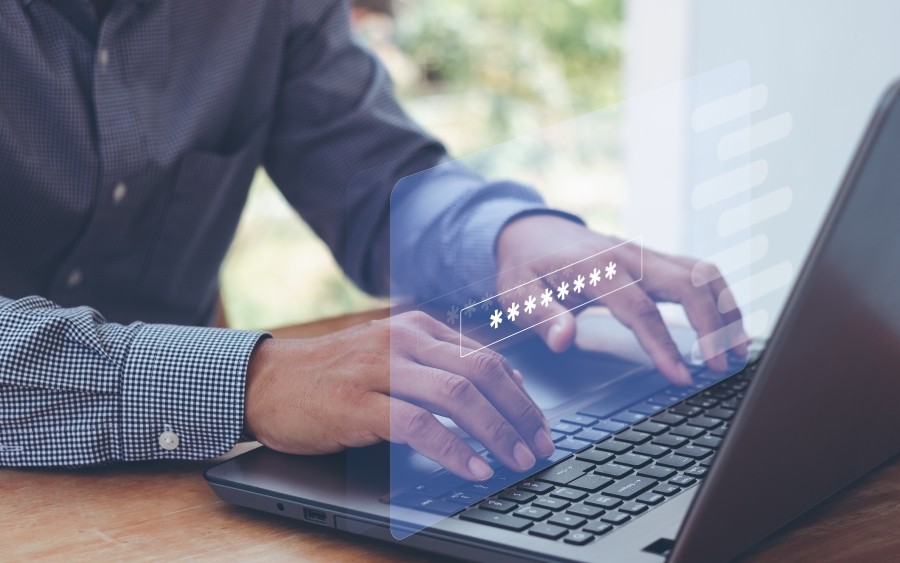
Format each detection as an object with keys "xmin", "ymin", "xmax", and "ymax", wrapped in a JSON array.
[
  {"xmin": 0, "ymin": 295, "xmax": 265, "ymax": 467},
  {"xmin": 265, "ymin": 0, "xmax": 570, "ymax": 300}
]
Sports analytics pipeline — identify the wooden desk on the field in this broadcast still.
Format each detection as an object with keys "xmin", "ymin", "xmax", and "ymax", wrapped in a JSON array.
[{"xmin": 3, "ymin": 311, "xmax": 899, "ymax": 561}]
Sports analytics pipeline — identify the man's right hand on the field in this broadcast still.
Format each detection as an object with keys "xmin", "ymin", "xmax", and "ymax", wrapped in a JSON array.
[{"xmin": 243, "ymin": 311, "xmax": 554, "ymax": 481}]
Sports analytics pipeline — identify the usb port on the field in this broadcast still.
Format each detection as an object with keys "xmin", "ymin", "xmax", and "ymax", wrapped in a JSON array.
[{"xmin": 303, "ymin": 508, "xmax": 327, "ymax": 524}]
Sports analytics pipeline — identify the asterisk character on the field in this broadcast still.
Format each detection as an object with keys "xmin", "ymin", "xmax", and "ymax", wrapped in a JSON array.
[
  {"xmin": 524, "ymin": 295, "xmax": 536, "ymax": 314},
  {"xmin": 540, "ymin": 288, "xmax": 553, "ymax": 307},
  {"xmin": 480, "ymin": 292, "xmax": 492, "ymax": 311},
  {"xmin": 445, "ymin": 305, "xmax": 459, "ymax": 325},
  {"xmin": 557, "ymin": 281, "xmax": 570, "ymax": 301},
  {"xmin": 573, "ymin": 274, "xmax": 586, "ymax": 293},
  {"xmin": 463, "ymin": 299, "xmax": 477, "ymax": 318},
  {"xmin": 489, "ymin": 309, "xmax": 503, "ymax": 329},
  {"xmin": 589, "ymin": 267, "xmax": 602, "ymax": 286},
  {"xmin": 605, "ymin": 261, "xmax": 617, "ymax": 280},
  {"xmin": 507, "ymin": 302, "xmax": 520, "ymax": 322}
]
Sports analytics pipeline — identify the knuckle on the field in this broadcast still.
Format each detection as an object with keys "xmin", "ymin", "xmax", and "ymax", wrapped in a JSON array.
[
  {"xmin": 694, "ymin": 261, "xmax": 722, "ymax": 284},
  {"xmin": 401, "ymin": 407, "xmax": 434, "ymax": 436},
  {"xmin": 484, "ymin": 415, "xmax": 512, "ymax": 446},
  {"xmin": 434, "ymin": 435, "xmax": 461, "ymax": 461},
  {"xmin": 444, "ymin": 375, "xmax": 476, "ymax": 404},
  {"xmin": 469, "ymin": 350, "xmax": 506, "ymax": 380}
]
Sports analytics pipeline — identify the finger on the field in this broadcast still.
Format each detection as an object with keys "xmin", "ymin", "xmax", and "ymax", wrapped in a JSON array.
[
  {"xmin": 512, "ymin": 275, "xmax": 577, "ymax": 352},
  {"xmin": 707, "ymin": 278, "xmax": 750, "ymax": 357},
  {"xmin": 602, "ymin": 273, "xmax": 693, "ymax": 386},
  {"xmin": 373, "ymin": 394, "xmax": 493, "ymax": 481},
  {"xmin": 415, "ymin": 347, "xmax": 555, "ymax": 457},
  {"xmin": 407, "ymin": 345, "xmax": 553, "ymax": 462}
]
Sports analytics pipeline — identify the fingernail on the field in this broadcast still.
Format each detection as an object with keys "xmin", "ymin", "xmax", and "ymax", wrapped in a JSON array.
[
  {"xmin": 512, "ymin": 441, "xmax": 536, "ymax": 471},
  {"xmin": 534, "ymin": 428, "xmax": 555, "ymax": 458},
  {"xmin": 467, "ymin": 456, "xmax": 493, "ymax": 481},
  {"xmin": 548, "ymin": 324, "xmax": 563, "ymax": 350},
  {"xmin": 676, "ymin": 364, "xmax": 693, "ymax": 386}
]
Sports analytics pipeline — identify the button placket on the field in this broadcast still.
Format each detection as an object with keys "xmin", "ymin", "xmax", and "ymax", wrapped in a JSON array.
[{"xmin": 159, "ymin": 424, "xmax": 180, "ymax": 451}]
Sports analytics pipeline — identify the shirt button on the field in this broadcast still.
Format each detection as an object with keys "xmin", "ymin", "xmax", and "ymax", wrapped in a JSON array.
[
  {"xmin": 159, "ymin": 430, "xmax": 180, "ymax": 451},
  {"xmin": 66, "ymin": 269, "xmax": 83, "ymax": 288},
  {"xmin": 112, "ymin": 182, "xmax": 128, "ymax": 205},
  {"xmin": 98, "ymin": 48, "xmax": 110, "ymax": 68}
]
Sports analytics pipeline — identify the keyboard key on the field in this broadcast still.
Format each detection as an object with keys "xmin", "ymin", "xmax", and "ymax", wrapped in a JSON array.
[
  {"xmin": 669, "ymin": 475, "xmax": 697, "ymax": 487},
  {"xmin": 619, "ymin": 502, "xmax": 648, "ymax": 515},
  {"xmin": 567, "ymin": 504, "xmax": 604, "ymax": 519},
  {"xmin": 637, "ymin": 465, "xmax": 676, "ymax": 480},
  {"xmin": 687, "ymin": 416, "xmax": 722, "ymax": 430},
  {"xmin": 562, "ymin": 414, "xmax": 599, "ymax": 427},
  {"xmin": 593, "ymin": 420, "xmax": 627, "ymax": 433},
  {"xmin": 461, "ymin": 509, "xmax": 532, "ymax": 531},
  {"xmin": 615, "ymin": 453, "xmax": 652, "ymax": 468},
  {"xmin": 533, "ymin": 497, "xmax": 571, "ymax": 511},
  {"xmin": 652, "ymin": 434, "xmax": 688, "ymax": 448},
  {"xmin": 568, "ymin": 474, "xmax": 614, "ymax": 493},
  {"xmin": 675, "ymin": 445, "xmax": 713, "ymax": 460},
  {"xmin": 614, "ymin": 430, "xmax": 652, "ymax": 445},
  {"xmin": 699, "ymin": 456, "xmax": 714, "ymax": 467},
  {"xmin": 629, "ymin": 400, "xmax": 662, "ymax": 416},
  {"xmin": 594, "ymin": 464, "xmax": 632, "ymax": 479},
  {"xmin": 551, "ymin": 487, "xmax": 588, "ymax": 502},
  {"xmin": 575, "ymin": 449, "xmax": 614, "ymax": 465},
  {"xmin": 633, "ymin": 421, "xmax": 668, "ymax": 435},
  {"xmin": 548, "ymin": 513, "xmax": 587, "ymax": 529},
  {"xmin": 573, "ymin": 429, "xmax": 610, "ymax": 443},
  {"xmin": 556, "ymin": 437, "xmax": 591, "ymax": 452},
  {"xmin": 705, "ymin": 407, "xmax": 735, "ymax": 420},
  {"xmin": 528, "ymin": 523, "xmax": 567, "ymax": 539},
  {"xmin": 564, "ymin": 531, "xmax": 595, "ymax": 545},
  {"xmin": 633, "ymin": 444, "xmax": 669, "ymax": 458},
  {"xmin": 480, "ymin": 498, "xmax": 517, "ymax": 513},
  {"xmin": 500, "ymin": 490, "xmax": 536, "ymax": 503},
  {"xmin": 519, "ymin": 481, "xmax": 554, "ymax": 494},
  {"xmin": 650, "ymin": 412, "xmax": 686, "ymax": 426},
  {"xmin": 583, "ymin": 521, "xmax": 613, "ymax": 535},
  {"xmin": 653, "ymin": 484, "xmax": 681, "ymax": 496},
  {"xmin": 601, "ymin": 476, "xmax": 658, "ymax": 500},
  {"xmin": 596, "ymin": 440, "xmax": 632, "ymax": 454},
  {"xmin": 553, "ymin": 422, "xmax": 582, "ymax": 435},
  {"xmin": 684, "ymin": 466, "xmax": 708, "ymax": 478},
  {"xmin": 657, "ymin": 454, "xmax": 694, "ymax": 470},
  {"xmin": 636, "ymin": 493, "xmax": 665, "ymax": 506},
  {"xmin": 600, "ymin": 512, "xmax": 631, "ymax": 525},
  {"xmin": 710, "ymin": 424, "xmax": 729, "ymax": 438},
  {"xmin": 686, "ymin": 397, "xmax": 718, "ymax": 409},
  {"xmin": 514, "ymin": 506, "xmax": 551, "ymax": 521},
  {"xmin": 669, "ymin": 405, "xmax": 702, "ymax": 417},
  {"xmin": 671, "ymin": 425, "xmax": 705, "ymax": 439},
  {"xmin": 611, "ymin": 411, "xmax": 646, "ymax": 424},
  {"xmin": 392, "ymin": 493, "xmax": 461, "ymax": 515},
  {"xmin": 585, "ymin": 495, "xmax": 622, "ymax": 509},
  {"xmin": 535, "ymin": 460, "xmax": 595, "ymax": 486},
  {"xmin": 551, "ymin": 432, "xmax": 567, "ymax": 443},
  {"xmin": 577, "ymin": 370, "xmax": 670, "ymax": 418},
  {"xmin": 692, "ymin": 436, "xmax": 722, "ymax": 450}
]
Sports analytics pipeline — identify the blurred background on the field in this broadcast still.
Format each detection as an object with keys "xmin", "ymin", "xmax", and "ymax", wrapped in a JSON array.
[
  {"xmin": 221, "ymin": 0, "xmax": 900, "ymax": 336},
  {"xmin": 220, "ymin": 0, "xmax": 624, "ymax": 330}
]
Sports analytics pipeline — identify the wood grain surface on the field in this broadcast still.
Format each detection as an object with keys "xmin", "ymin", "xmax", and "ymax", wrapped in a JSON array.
[{"xmin": 2, "ymin": 310, "xmax": 898, "ymax": 562}]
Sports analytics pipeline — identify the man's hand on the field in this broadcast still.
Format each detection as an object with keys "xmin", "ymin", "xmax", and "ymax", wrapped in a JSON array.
[
  {"xmin": 496, "ymin": 215, "xmax": 750, "ymax": 385},
  {"xmin": 243, "ymin": 311, "xmax": 554, "ymax": 481}
]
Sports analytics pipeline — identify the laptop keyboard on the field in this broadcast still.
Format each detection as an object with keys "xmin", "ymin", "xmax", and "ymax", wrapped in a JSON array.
[{"xmin": 375, "ymin": 360, "xmax": 753, "ymax": 548}]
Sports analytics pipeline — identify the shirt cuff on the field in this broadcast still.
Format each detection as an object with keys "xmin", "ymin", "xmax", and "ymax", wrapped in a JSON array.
[
  {"xmin": 460, "ymin": 197, "xmax": 585, "ymax": 297},
  {"xmin": 120, "ymin": 324, "xmax": 267, "ymax": 461}
]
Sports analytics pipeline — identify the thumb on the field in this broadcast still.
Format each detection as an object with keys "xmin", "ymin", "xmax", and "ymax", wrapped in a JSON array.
[{"xmin": 534, "ymin": 308, "xmax": 577, "ymax": 353}]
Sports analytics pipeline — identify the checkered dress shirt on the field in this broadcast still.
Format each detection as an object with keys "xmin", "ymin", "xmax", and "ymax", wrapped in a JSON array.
[{"xmin": 0, "ymin": 0, "xmax": 550, "ymax": 466}]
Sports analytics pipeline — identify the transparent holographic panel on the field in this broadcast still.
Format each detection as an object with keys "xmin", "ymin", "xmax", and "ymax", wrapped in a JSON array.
[{"xmin": 386, "ymin": 62, "xmax": 789, "ymax": 538}]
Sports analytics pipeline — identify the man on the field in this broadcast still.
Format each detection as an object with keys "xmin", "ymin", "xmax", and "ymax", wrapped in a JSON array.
[{"xmin": 0, "ymin": 0, "xmax": 746, "ymax": 481}]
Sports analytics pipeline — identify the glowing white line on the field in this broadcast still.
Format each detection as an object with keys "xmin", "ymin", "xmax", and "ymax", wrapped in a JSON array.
[
  {"xmin": 692, "ymin": 160, "xmax": 769, "ymax": 210},
  {"xmin": 691, "ymin": 235, "xmax": 768, "ymax": 287},
  {"xmin": 717, "ymin": 187, "xmax": 793, "ymax": 237},
  {"xmin": 691, "ymin": 84, "xmax": 769, "ymax": 132},
  {"xmin": 719, "ymin": 261, "xmax": 793, "ymax": 314},
  {"xmin": 717, "ymin": 113, "xmax": 793, "ymax": 160}
]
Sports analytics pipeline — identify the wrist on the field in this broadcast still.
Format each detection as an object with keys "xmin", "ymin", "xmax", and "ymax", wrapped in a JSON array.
[{"xmin": 243, "ymin": 336, "xmax": 274, "ymax": 441}]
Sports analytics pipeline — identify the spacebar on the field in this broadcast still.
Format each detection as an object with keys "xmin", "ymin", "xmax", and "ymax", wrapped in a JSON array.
[{"xmin": 577, "ymin": 370, "xmax": 671, "ymax": 418}]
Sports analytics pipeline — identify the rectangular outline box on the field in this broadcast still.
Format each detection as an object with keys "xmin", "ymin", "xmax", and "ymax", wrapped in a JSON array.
[{"xmin": 459, "ymin": 236, "xmax": 643, "ymax": 356}]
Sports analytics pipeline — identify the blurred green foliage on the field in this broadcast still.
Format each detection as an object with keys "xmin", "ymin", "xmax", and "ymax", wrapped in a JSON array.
[{"xmin": 221, "ymin": 1, "xmax": 624, "ymax": 330}]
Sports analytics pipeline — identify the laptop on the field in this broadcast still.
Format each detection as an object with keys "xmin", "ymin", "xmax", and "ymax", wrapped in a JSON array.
[{"xmin": 205, "ymin": 80, "xmax": 900, "ymax": 562}]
